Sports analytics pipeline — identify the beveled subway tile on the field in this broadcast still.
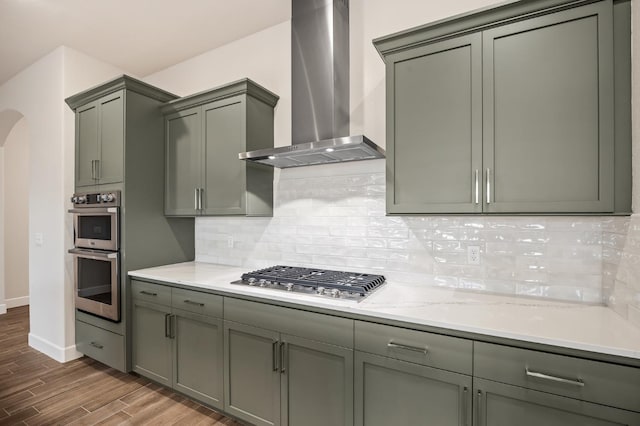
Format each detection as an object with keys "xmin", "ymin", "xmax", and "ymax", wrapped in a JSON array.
[
  {"xmin": 388, "ymin": 239, "xmax": 411, "ymax": 250},
  {"xmin": 191, "ymin": 162, "xmax": 640, "ymax": 307},
  {"xmin": 458, "ymin": 228, "xmax": 483, "ymax": 241},
  {"xmin": 433, "ymin": 241, "xmax": 463, "ymax": 252},
  {"xmin": 367, "ymin": 227, "xmax": 410, "ymax": 239},
  {"xmin": 514, "ymin": 231, "xmax": 550, "ymax": 244}
]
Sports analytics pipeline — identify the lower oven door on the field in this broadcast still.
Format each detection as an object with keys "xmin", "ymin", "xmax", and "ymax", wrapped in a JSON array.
[{"xmin": 69, "ymin": 248, "xmax": 120, "ymax": 322}]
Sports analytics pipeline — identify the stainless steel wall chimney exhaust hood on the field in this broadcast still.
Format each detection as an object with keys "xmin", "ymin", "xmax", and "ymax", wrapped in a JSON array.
[{"xmin": 239, "ymin": 0, "xmax": 385, "ymax": 168}]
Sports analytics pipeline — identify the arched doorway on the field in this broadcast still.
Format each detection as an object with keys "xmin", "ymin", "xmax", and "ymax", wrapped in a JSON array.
[{"xmin": 0, "ymin": 109, "xmax": 30, "ymax": 313}]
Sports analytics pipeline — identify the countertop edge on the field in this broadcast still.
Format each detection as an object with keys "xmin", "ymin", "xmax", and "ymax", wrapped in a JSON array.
[{"xmin": 128, "ymin": 267, "xmax": 640, "ymax": 367}]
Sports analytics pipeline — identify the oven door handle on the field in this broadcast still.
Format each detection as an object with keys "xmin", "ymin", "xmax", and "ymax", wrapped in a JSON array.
[
  {"xmin": 68, "ymin": 248, "xmax": 118, "ymax": 259},
  {"xmin": 68, "ymin": 207, "xmax": 118, "ymax": 214}
]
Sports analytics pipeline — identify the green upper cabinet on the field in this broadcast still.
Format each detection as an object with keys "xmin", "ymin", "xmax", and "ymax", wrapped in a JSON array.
[
  {"xmin": 66, "ymin": 75, "xmax": 178, "ymax": 190},
  {"xmin": 162, "ymin": 79, "xmax": 279, "ymax": 217},
  {"xmin": 483, "ymin": 2, "xmax": 613, "ymax": 213},
  {"xmin": 75, "ymin": 102, "xmax": 99, "ymax": 187},
  {"xmin": 386, "ymin": 34, "xmax": 482, "ymax": 214},
  {"xmin": 74, "ymin": 91, "xmax": 124, "ymax": 187},
  {"xmin": 165, "ymin": 107, "xmax": 202, "ymax": 216},
  {"xmin": 374, "ymin": 0, "xmax": 631, "ymax": 215}
]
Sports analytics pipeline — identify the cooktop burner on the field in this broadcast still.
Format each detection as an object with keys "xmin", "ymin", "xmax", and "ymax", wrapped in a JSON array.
[{"xmin": 232, "ymin": 265, "xmax": 386, "ymax": 300}]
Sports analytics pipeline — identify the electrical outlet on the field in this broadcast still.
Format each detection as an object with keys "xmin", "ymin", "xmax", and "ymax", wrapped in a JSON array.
[
  {"xmin": 467, "ymin": 245, "xmax": 480, "ymax": 265},
  {"xmin": 227, "ymin": 236, "xmax": 234, "ymax": 248},
  {"xmin": 34, "ymin": 233, "xmax": 43, "ymax": 247}
]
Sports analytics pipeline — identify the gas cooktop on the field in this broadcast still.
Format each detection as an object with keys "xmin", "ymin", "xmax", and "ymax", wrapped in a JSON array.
[{"xmin": 232, "ymin": 265, "xmax": 386, "ymax": 301}]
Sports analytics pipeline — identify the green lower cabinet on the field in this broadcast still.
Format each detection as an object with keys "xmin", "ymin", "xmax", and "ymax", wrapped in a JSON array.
[
  {"xmin": 131, "ymin": 300, "xmax": 172, "ymax": 387},
  {"xmin": 354, "ymin": 351, "xmax": 471, "ymax": 426},
  {"xmin": 281, "ymin": 334, "xmax": 353, "ymax": 426},
  {"xmin": 131, "ymin": 300, "xmax": 224, "ymax": 409},
  {"xmin": 172, "ymin": 309, "xmax": 224, "ymax": 410},
  {"xmin": 224, "ymin": 321, "xmax": 281, "ymax": 426},
  {"xmin": 223, "ymin": 321, "xmax": 354, "ymax": 426},
  {"xmin": 474, "ymin": 378, "xmax": 640, "ymax": 426}
]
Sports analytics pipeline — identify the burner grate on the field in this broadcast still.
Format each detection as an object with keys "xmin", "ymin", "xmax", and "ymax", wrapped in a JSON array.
[{"xmin": 240, "ymin": 265, "xmax": 385, "ymax": 296}]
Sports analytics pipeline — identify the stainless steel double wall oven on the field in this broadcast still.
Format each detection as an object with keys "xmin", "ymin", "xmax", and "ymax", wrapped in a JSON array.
[{"xmin": 69, "ymin": 191, "xmax": 121, "ymax": 321}]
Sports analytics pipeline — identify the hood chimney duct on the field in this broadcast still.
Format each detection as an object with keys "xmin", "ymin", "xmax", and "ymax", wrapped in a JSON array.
[
  {"xmin": 239, "ymin": 0, "xmax": 384, "ymax": 168},
  {"xmin": 292, "ymin": 0, "xmax": 349, "ymax": 144}
]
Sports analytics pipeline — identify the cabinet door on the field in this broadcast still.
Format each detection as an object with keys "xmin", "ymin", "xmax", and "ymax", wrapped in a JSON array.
[
  {"xmin": 281, "ymin": 334, "xmax": 353, "ymax": 426},
  {"xmin": 202, "ymin": 97, "xmax": 247, "ymax": 215},
  {"xmin": 131, "ymin": 300, "xmax": 172, "ymax": 386},
  {"xmin": 165, "ymin": 107, "xmax": 202, "ymax": 216},
  {"xmin": 483, "ymin": 2, "xmax": 614, "ymax": 213},
  {"xmin": 97, "ymin": 91, "xmax": 124, "ymax": 185},
  {"xmin": 354, "ymin": 351, "xmax": 471, "ymax": 426},
  {"xmin": 172, "ymin": 309, "xmax": 224, "ymax": 410},
  {"xmin": 386, "ymin": 33, "xmax": 482, "ymax": 214},
  {"xmin": 474, "ymin": 378, "xmax": 640, "ymax": 426},
  {"xmin": 224, "ymin": 321, "xmax": 281, "ymax": 426},
  {"xmin": 75, "ymin": 101, "xmax": 99, "ymax": 188}
]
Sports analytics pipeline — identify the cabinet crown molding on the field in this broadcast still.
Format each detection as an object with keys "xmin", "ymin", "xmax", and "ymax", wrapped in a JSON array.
[
  {"xmin": 65, "ymin": 74, "xmax": 178, "ymax": 110},
  {"xmin": 160, "ymin": 78, "xmax": 280, "ymax": 115},
  {"xmin": 373, "ymin": 0, "xmax": 603, "ymax": 59}
]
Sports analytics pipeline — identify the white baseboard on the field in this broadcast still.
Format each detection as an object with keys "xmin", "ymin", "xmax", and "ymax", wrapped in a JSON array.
[
  {"xmin": 28, "ymin": 333, "xmax": 83, "ymax": 363},
  {"xmin": 6, "ymin": 296, "xmax": 29, "ymax": 309},
  {"xmin": 0, "ymin": 304, "xmax": 6, "ymax": 315}
]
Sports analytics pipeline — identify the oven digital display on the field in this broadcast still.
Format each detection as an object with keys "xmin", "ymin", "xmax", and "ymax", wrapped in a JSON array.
[{"xmin": 86, "ymin": 193, "xmax": 101, "ymax": 204}]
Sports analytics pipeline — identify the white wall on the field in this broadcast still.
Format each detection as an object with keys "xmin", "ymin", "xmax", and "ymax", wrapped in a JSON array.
[
  {"xmin": 0, "ymin": 109, "xmax": 29, "ymax": 315},
  {"xmin": 350, "ymin": 0, "xmax": 504, "ymax": 142},
  {"xmin": 144, "ymin": 21, "xmax": 292, "ymax": 149},
  {"xmin": 0, "ymin": 46, "xmax": 124, "ymax": 361},
  {"xmin": 0, "ymin": 144, "xmax": 4, "ymax": 314},
  {"xmin": 0, "ymin": 48, "xmax": 68, "ymax": 359},
  {"xmin": 3, "ymin": 117, "xmax": 29, "ymax": 308}
]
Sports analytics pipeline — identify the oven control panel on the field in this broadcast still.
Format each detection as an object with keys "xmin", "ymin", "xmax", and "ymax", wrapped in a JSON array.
[{"xmin": 71, "ymin": 191, "xmax": 120, "ymax": 208}]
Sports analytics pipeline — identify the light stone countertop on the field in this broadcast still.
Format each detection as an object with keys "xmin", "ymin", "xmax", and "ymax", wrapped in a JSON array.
[{"xmin": 129, "ymin": 261, "xmax": 640, "ymax": 363}]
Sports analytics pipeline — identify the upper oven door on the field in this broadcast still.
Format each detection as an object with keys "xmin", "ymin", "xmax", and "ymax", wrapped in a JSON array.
[{"xmin": 70, "ymin": 207, "xmax": 119, "ymax": 251}]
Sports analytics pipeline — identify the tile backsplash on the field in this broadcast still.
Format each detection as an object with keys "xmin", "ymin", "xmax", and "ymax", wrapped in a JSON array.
[
  {"xmin": 194, "ymin": 159, "xmax": 631, "ymax": 306},
  {"xmin": 602, "ymin": 216, "xmax": 640, "ymax": 327}
]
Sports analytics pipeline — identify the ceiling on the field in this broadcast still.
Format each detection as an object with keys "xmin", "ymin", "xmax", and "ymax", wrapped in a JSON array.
[{"xmin": 0, "ymin": 0, "xmax": 291, "ymax": 86}]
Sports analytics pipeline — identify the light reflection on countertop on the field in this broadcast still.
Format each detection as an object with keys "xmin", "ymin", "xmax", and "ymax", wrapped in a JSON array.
[{"xmin": 129, "ymin": 261, "xmax": 640, "ymax": 361}]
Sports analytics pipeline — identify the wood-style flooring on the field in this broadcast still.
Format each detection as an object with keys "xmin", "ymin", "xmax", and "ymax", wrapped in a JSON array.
[{"xmin": 0, "ymin": 306, "xmax": 245, "ymax": 425}]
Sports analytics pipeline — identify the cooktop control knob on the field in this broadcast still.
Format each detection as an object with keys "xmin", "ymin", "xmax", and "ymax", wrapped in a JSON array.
[
  {"xmin": 317, "ymin": 286, "xmax": 325, "ymax": 295},
  {"xmin": 247, "ymin": 278, "xmax": 257, "ymax": 285},
  {"xmin": 329, "ymin": 289, "xmax": 340, "ymax": 298},
  {"xmin": 77, "ymin": 196, "xmax": 87, "ymax": 204},
  {"xmin": 259, "ymin": 279, "xmax": 267, "ymax": 287},
  {"xmin": 285, "ymin": 283, "xmax": 294, "ymax": 291},
  {"xmin": 71, "ymin": 196, "xmax": 77, "ymax": 203}
]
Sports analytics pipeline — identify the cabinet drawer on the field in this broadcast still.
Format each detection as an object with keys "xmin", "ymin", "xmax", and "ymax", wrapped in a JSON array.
[
  {"xmin": 172, "ymin": 287, "xmax": 222, "ymax": 318},
  {"xmin": 131, "ymin": 280, "xmax": 171, "ymax": 306},
  {"xmin": 474, "ymin": 342, "xmax": 640, "ymax": 413},
  {"xmin": 76, "ymin": 320, "xmax": 125, "ymax": 371},
  {"xmin": 355, "ymin": 321, "xmax": 472, "ymax": 375},
  {"xmin": 224, "ymin": 297, "xmax": 353, "ymax": 348}
]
